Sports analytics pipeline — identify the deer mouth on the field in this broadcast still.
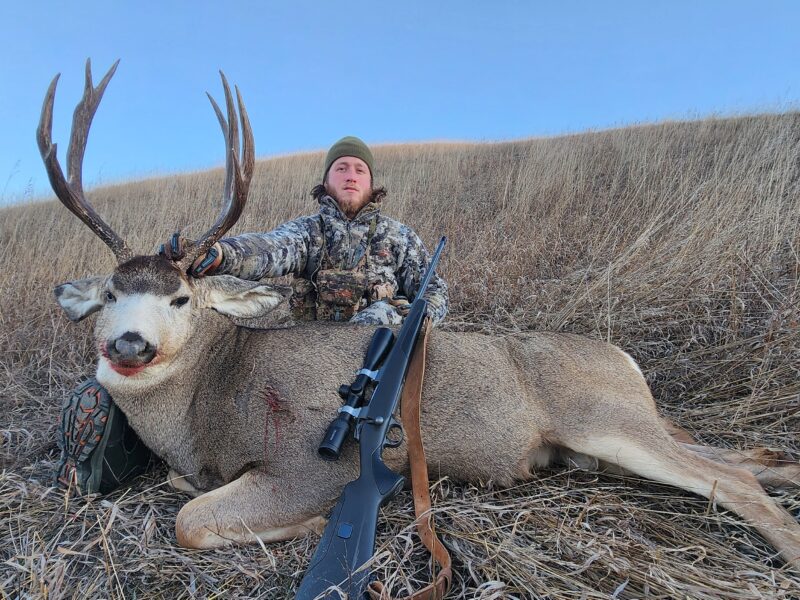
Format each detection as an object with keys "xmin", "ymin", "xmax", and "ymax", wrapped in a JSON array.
[{"xmin": 109, "ymin": 362, "xmax": 148, "ymax": 377}]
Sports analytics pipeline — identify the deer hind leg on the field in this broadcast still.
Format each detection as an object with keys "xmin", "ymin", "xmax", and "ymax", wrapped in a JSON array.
[
  {"xmin": 560, "ymin": 424, "xmax": 800, "ymax": 570},
  {"xmin": 175, "ymin": 470, "xmax": 326, "ymax": 549},
  {"xmin": 662, "ymin": 419, "xmax": 800, "ymax": 489}
]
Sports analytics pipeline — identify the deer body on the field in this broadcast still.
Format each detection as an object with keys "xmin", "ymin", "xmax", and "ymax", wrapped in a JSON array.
[
  {"xmin": 104, "ymin": 312, "xmax": 564, "ymax": 494},
  {"xmin": 92, "ymin": 300, "xmax": 800, "ymax": 568},
  {"xmin": 41, "ymin": 61, "xmax": 800, "ymax": 572}
]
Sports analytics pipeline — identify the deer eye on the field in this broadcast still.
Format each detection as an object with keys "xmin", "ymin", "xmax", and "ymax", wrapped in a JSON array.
[
  {"xmin": 171, "ymin": 296, "xmax": 190, "ymax": 308},
  {"xmin": 105, "ymin": 291, "xmax": 116, "ymax": 303}
]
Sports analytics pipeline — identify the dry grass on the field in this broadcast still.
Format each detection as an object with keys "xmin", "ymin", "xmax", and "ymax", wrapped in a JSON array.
[{"xmin": 1, "ymin": 113, "xmax": 799, "ymax": 598}]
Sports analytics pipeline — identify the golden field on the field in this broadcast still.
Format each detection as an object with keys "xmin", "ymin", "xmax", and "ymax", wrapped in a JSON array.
[{"xmin": 1, "ymin": 113, "xmax": 798, "ymax": 598}]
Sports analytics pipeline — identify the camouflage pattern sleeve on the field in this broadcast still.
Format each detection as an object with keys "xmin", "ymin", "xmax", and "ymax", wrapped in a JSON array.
[
  {"xmin": 397, "ymin": 226, "xmax": 449, "ymax": 325},
  {"xmin": 215, "ymin": 216, "xmax": 318, "ymax": 281}
]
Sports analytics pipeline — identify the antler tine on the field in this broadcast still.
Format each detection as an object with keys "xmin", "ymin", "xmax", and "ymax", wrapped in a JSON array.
[
  {"xmin": 37, "ymin": 59, "xmax": 133, "ymax": 263},
  {"xmin": 236, "ymin": 84, "xmax": 256, "ymax": 197},
  {"xmin": 205, "ymin": 84, "xmax": 235, "ymax": 213},
  {"xmin": 181, "ymin": 72, "xmax": 255, "ymax": 270}
]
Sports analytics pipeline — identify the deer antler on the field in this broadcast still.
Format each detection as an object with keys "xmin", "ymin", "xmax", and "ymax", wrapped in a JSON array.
[
  {"xmin": 37, "ymin": 59, "xmax": 134, "ymax": 263},
  {"xmin": 179, "ymin": 72, "xmax": 255, "ymax": 271}
]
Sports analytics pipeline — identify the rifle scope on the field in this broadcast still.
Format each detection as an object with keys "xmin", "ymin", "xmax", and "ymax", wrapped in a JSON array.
[{"xmin": 318, "ymin": 327, "xmax": 395, "ymax": 461}]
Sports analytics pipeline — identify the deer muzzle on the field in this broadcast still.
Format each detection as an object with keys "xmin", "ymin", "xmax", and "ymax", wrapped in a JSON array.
[{"xmin": 108, "ymin": 331, "xmax": 157, "ymax": 366}]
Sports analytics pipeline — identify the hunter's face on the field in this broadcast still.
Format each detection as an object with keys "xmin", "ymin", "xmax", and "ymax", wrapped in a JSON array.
[{"xmin": 325, "ymin": 156, "xmax": 372, "ymax": 219}]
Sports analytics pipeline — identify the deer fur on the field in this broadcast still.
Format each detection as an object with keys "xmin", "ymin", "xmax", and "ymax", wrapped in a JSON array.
[{"xmin": 55, "ymin": 255, "xmax": 800, "ymax": 570}]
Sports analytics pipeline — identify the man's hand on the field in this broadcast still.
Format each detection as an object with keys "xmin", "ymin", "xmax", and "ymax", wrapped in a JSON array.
[
  {"xmin": 388, "ymin": 295, "xmax": 411, "ymax": 317},
  {"xmin": 158, "ymin": 232, "xmax": 190, "ymax": 261},
  {"xmin": 190, "ymin": 243, "xmax": 223, "ymax": 277},
  {"xmin": 158, "ymin": 233, "xmax": 223, "ymax": 277}
]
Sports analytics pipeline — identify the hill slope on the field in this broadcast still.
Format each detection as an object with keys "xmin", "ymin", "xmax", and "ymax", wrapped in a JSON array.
[{"xmin": 1, "ymin": 114, "xmax": 798, "ymax": 598}]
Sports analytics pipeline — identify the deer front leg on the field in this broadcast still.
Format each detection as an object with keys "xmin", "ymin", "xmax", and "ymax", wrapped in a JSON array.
[
  {"xmin": 175, "ymin": 469, "xmax": 330, "ymax": 549},
  {"xmin": 561, "ymin": 426, "xmax": 800, "ymax": 571},
  {"xmin": 678, "ymin": 443, "xmax": 800, "ymax": 490},
  {"xmin": 167, "ymin": 469, "xmax": 203, "ymax": 497},
  {"xmin": 662, "ymin": 419, "xmax": 800, "ymax": 489}
]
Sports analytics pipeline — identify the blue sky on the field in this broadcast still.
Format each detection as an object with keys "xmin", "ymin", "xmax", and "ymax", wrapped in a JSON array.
[{"xmin": 2, "ymin": 1, "xmax": 798, "ymax": 203}]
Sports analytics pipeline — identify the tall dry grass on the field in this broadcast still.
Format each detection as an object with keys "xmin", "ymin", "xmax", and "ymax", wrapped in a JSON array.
[{"xmin": 0, "ymin": 113, "xmax": 799, "ymax": 598}]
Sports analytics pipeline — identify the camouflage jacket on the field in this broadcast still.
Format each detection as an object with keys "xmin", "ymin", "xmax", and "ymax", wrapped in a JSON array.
[{"xmin": 216, "ymin": 195, "xmax": 449, "ymax": 324}]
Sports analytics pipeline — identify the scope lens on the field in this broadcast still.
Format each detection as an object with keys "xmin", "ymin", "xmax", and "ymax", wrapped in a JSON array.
[{"xmin": 318, "ymin": 419, "xmax": 350, "ymax": 461}]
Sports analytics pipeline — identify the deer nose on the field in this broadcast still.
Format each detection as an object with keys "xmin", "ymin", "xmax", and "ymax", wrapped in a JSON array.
[{"xmin": 112, "ymin": 331, "xmax": 156, "ymax": 363}]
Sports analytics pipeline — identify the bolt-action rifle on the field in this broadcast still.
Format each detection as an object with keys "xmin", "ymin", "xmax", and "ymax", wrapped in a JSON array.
[{"xmin": 296, "ymin": 237, "xmax": 446, "ymax": 600}]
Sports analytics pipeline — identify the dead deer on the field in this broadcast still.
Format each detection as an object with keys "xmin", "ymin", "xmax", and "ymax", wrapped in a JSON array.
[{"xmin": 41, "ymin": 61, "xmax": 800, "ymax": 572}]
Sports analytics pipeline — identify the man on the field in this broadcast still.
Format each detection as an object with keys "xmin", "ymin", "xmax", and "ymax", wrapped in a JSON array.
[
  {"xmin": 188, "ymin": 135, "xmax": 448, "ymax": 325},
  {"xmin": 56, "ymin": 136, "xmax": 448, "ymax": 494}
]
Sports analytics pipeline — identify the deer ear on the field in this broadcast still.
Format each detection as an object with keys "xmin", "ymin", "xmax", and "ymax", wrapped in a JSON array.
[
  {"xmin": 198, "ymin": 275, "xmax": 286, "ymax": 319},
  {"xmin": 54, "ymin": 276, "xmax": 107, "ymax": 322}
]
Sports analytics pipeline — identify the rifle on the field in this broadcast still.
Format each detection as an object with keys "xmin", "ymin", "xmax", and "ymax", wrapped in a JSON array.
[{"xmin": 296, "ymin": 236, "xmax": 447, "ymax": 600}]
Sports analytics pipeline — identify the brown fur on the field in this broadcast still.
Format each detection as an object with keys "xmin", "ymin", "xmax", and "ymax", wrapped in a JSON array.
[{"xmin": 112, "ymin": 256, "xmax": 184, "ymax": 295}]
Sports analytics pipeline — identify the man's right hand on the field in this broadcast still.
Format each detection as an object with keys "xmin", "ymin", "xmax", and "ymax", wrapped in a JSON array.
[
  {"xmin": 190, "ymin": 243, "xmax": 223, "ymax": 277},
  {"xmin": 158, "ymin": 233, "xmax": 223, "ymax": 277}
]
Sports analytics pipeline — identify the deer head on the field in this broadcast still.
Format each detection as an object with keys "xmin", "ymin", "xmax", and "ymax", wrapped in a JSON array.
[{"xmin": 42, "ymin": 60, "xmax": 282, "ymax": 388}]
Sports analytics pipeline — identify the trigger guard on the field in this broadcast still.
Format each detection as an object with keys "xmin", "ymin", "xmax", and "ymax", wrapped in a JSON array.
[{"xmin": 384, "ymin": 420, "xmax": 404, "ymax": 449}]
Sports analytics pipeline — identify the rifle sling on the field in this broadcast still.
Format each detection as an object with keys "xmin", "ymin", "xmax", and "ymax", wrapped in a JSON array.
[{"xmin": 368, "ymin": 319, "xmax": 453, "ymax": 600}]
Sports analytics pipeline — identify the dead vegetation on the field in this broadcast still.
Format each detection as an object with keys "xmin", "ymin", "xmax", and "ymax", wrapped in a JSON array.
[{"xmin": 1, "ymin": 112, "xmax": 799, "ymax": 598}]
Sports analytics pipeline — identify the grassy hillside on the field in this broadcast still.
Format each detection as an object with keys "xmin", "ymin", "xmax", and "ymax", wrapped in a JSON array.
[{"xmin": 1, "ymin": 113, "xmax": 798, "ymax": 598}]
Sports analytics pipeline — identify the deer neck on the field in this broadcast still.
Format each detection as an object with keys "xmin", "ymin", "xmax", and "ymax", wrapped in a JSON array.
[{"xmin": 98, "ymin": 309, "xmax": 266, "ymax": 487}]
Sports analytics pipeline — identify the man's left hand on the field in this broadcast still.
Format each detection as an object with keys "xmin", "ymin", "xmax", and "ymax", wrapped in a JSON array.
[
  {"xmin": 158, "ymin": 232, "xmax": 190, "ymax": 261},
  {"xmin": 158, "ymin": 233, "xmax": 223, "ymax": 277}
]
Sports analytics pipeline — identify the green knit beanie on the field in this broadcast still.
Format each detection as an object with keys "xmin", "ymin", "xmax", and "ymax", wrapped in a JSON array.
[{"xmin": 323, "ymin": 136, "xmax": 374, "ymax": 181}]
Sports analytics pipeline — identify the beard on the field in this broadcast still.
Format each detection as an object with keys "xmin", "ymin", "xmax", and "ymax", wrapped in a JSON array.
[{"xmin": 325, "ymin": 183, "xmax": 372, "ymax": 219}]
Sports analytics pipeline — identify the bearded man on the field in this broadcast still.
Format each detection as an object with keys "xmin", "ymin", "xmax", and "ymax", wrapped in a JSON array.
[
  {"xmin": 56, "ymin": 136, "xmax": 448, "ymax": 494},
  {"xmin": 189, "ymin": 136, "xmax": 448, "ymax": 324}
]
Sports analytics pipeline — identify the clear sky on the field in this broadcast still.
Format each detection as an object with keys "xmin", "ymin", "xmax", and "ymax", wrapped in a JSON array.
[{"xmin": 2, "ymin": 1, "xmax": 798, "ymax": 204}]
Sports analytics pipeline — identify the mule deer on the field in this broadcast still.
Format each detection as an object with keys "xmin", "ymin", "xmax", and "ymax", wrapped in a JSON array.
[{"xmin": 42, "ymin": 61, "xmax": 800, "ymax": 572}]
